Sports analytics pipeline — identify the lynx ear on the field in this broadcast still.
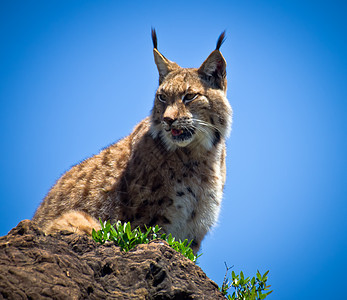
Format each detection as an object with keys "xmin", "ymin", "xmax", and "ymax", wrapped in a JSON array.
[
  {"xmin": 198, "ymin": 31, "xmax": 227, "ymax": 90},
  {"xmin": 152, "ymin": 28, "xmax": 180, "ymax": 84}
]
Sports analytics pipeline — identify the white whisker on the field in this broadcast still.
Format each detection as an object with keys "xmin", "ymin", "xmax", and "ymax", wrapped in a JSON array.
[{"xmin": 192, "ymin": 118, "xmax": 222, "ymax": 134}]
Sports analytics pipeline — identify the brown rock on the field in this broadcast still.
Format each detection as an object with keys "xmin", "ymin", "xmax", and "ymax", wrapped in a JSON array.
[{"xmin": 0, "ymin": 220, "xmax": 224, "ymax": 299}]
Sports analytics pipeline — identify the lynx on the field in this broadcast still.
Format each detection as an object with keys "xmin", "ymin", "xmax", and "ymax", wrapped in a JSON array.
[{"xmin": 33, "ymin": 29, "xmax": 232, "ymax": 253}]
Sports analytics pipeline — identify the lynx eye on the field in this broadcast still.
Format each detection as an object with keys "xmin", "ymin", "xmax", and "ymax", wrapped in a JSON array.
[
  {"xmin": 183, "ymin": 93, "xmax": 198, "ymax": 103},
  {"xmin": 157, "ymin": 94, "xmax": 167, "ymax": 103}
]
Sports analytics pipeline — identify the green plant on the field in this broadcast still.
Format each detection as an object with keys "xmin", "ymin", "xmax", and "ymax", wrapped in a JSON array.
[
  {"xmin": 92, "ymin": 220, "xmax": 272, "ymax": 299},
  {"xmin": 220, "ymin": 263, "xmax": 273, "ymax": 300},
  {"xmin": 92, "ymin": 220, "xmax": 200, "ymax": 262}
]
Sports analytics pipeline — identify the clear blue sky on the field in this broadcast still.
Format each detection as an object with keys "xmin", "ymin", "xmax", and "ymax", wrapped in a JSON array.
[{"xmin": 0, "ymin": 1, "xmax": 346, "ymax": 299}]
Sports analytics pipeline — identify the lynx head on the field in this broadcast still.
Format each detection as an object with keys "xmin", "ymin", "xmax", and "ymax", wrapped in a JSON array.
[{"xmin": 150, "ymin": 29, "xmax": 232, "ymax": 152}]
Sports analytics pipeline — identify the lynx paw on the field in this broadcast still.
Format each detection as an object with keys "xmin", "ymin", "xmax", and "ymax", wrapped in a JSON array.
[{"xmin": 44, "ymin": 211, "xmax": 101, "ymax": 235}]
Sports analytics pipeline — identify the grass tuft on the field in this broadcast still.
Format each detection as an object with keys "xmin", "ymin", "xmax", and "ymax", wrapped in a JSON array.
[
  {"xmin": 92, "ymin": 220, "xmax": 200, "ymax": 262},
  {"xmin": 220, "ymin": 263, "xmax": 273, "ymax": 300}
]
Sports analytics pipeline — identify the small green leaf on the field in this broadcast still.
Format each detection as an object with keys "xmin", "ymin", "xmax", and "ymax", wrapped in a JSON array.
[
  {"xmin": 262, "ymin": 270, "xmax": 269, "ymax": 281},
  {"xmin": 232, "ymin": 271, "xmax": 236, "ymax": 279},
  {"xmin": 256, "ymin": 270, "xmax": 262, "ymax": 281}
]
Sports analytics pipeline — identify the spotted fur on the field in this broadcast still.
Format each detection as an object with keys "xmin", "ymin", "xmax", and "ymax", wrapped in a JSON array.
[{"xmin": 33, "ymin": 30, "xmax": 232, "ymax": 253}]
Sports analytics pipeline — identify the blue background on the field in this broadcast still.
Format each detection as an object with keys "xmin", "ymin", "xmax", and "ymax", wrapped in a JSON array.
[{"xmin": 1, "ymin": 1, "xmax": 346, "ymax": 299}]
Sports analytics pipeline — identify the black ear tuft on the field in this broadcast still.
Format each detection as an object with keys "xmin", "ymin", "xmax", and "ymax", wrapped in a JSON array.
[
  {"xmin": 151, "ymin": 27, "xmax": 158, "ymax": 49},
  {"xmin": 216, "ymin": 31, "xmax": 226, "ymax": 50}
]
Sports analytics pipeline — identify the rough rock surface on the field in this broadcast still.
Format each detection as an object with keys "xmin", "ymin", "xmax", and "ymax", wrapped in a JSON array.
[{"xmin": 0, "ymin": 220, "xmax": 225, "ymax": 299}]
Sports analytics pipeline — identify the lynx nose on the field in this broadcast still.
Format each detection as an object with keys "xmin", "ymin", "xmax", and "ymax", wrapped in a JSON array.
[
  {"xmin": 163, "ymin": 116, "xmax": 176, "ymax": 126},
  {"xmin": 163, "ymin": 104, "xmax": 179, "ymax": 127}
]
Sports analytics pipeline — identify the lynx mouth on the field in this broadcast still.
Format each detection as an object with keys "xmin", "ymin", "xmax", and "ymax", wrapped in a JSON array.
[
  {"xmin": 171, "ymin": 128, "xmax": 194, "ymax": 142},
  {"xmin": 171, "ymin": 128, "xmax": 183, "ymax": 136}
]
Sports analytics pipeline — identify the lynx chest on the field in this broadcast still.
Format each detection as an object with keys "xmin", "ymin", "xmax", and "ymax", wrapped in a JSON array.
[{"xmin": 115, "ymin": 144, "xmax": 225, "ymax": 246}]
